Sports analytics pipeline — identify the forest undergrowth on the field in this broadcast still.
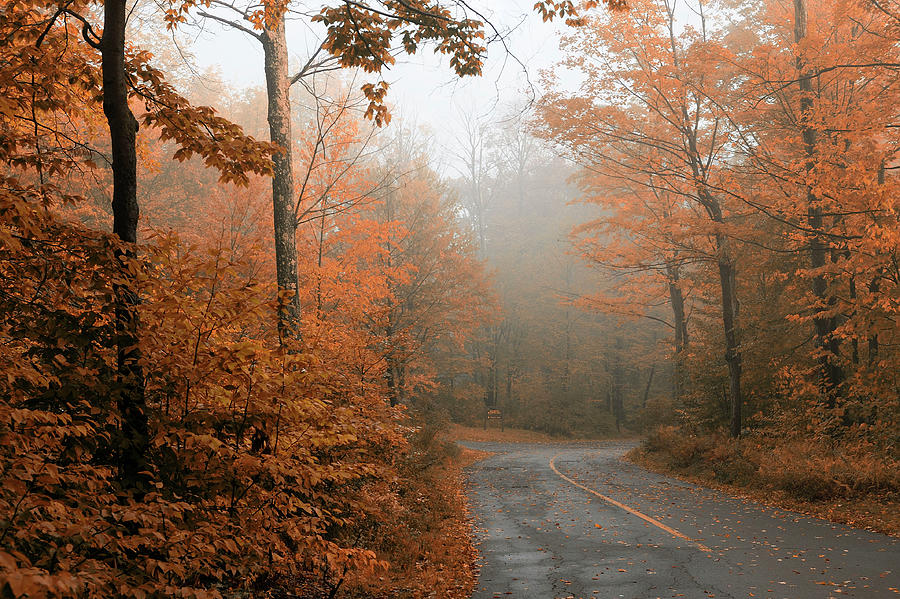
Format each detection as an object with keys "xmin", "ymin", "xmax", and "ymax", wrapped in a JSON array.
[
  {"xmin": 630, "ymin": 426, "xmax": 900, "ymax": 536},
  {"xmin": 0, "ymin": 209, "xmax": 483, "ymax": 597},
  {"xmin": 4, "ymin": 0, "xmax": 900, "ymax": 592},
  {"xmin": 0, "ymin": 2, "xmax": 494, "ymax": 591},
  {"xmin": 354, "ymin": 419, "xmax": 479, "ymax": 599}
]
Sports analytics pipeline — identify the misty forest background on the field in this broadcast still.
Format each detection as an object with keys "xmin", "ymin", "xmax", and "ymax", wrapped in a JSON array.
[{"xmin": 1, "ymin": 0, "xmax": 898, "ymax": 596}]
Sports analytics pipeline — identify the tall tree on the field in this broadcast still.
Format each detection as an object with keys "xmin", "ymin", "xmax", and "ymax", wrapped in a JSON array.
[
  {"xmin": 19, "ymin": 0, "xmax": 275, "ymax": 485},
  {"xmin": 177, "ymin": 0, "xmax": 488, "ymax": 340},
  {"xmin": 374, "ymin": 135, "xmax": 497, "ymax": 407},
  {"xmin": 723, "ymin": 0, "xmax": 899, "ymax": 422},
  {"xmin": 793, "ymin": 0, "xmax": 844, "ymax": 399},
  {"xmin": 537, "ymin": 0, "xmax": 748, "ymax": 435}
]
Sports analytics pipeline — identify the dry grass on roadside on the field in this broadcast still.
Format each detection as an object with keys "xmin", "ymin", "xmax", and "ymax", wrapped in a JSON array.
[
  {"xmin": 336, "ymin": 427, "xmax": 485, "ymax": 599},
  {"xmin": 456, "ymin": 444, "xmax": 496, "ymax": 467},
  {"xmin": 444, "ymin": 423, "xmax": 580, "ymax": 443},
  {"xmin": 628, "ymin": 426, "xmax": 900, "ymax": 537},
  {"xmin": 388, "ymin": 447, "xmax": 480, "ymax": 599}
]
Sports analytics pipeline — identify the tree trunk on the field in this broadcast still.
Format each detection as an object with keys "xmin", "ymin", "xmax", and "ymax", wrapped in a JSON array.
[
  {"xmin": 794, "ymin": 0, "xmax": 844, "ymax": 401},
  {"xmin": 612, "ymin": 337, "xmax": 624, "ymax": 432},
  {"xmin": 868, "ymin": 277, "xmax": 880, "ymax": 364},
  {"xmin": 685, "ymin": 121, "xmax": 744, "ymax": 437},
  {"xmin": 486, "ymin": 361, "xmax": 497, "ymax": 407},
  {"xmin": 261, "ymin": 19, "xmax": 301, "ymax": 343},
  {"xmin": 868, "ymin": 165, "xmax": 884, "ymax": 363},
  {"xmin": 666, "ymin": 265, "xmax": 689, "ymax": 352},
  {"xmin": 715, "ymin": 235, "xmax": 743, "ymax": 438},
  {"xmin": 562, "ymin": 308, "xmax": 571, "ymax": 394},
  {"xmin": 666, "ymin": 261, "xmax": 688, "ymax": 403},
  {"xmin": 102, "ymin": 0, "xmax": 149, "ymax": 487},
  {"xmin": 642, "ymin": 364, "xmax": 655, "ymax": 409},
  {"xmin": 385, "ymin": 311, "xmax": 400, "ymax": 406},
  {"xmin": 386, "ymin": 356, "xmax": 398, "ymax": 407},
  {"xmin": 849, "ymin": 276, "xmax": 859, "ymax": 364}
]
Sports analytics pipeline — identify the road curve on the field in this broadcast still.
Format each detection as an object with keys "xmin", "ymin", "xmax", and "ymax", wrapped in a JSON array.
[{"xmin": 462, "ymin": 441, "xmax": 899, "ymax": 599}]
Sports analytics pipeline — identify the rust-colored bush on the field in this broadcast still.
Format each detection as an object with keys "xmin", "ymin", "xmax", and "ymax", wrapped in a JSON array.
[{"xmin": 641, "ymin": 426, "xmax": 900, "ymax": 504}]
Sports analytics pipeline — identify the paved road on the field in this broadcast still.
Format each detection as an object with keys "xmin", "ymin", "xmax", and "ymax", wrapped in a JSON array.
[{"xmin": 462, "ymin": 441, "xmax": 899, "ymax": 599}]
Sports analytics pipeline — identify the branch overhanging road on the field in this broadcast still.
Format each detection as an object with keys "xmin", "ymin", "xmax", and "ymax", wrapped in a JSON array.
[{"xmin": 462, "ymin": 441, "xmax": 899, "ymax": 599}]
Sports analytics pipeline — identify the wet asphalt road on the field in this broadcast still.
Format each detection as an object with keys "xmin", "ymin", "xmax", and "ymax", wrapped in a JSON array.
[{"xmin": 462, "ymin": 442, "xmax": 899, "ymax": 599}]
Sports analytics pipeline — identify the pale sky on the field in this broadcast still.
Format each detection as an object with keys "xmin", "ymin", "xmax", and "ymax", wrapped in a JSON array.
[{"xmin": 178, "ymin": 1, "xmax": 569, "ymax": 164}]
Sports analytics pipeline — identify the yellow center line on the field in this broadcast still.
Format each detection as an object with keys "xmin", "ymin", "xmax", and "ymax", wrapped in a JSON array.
[{"xmin": 549, "ymin": 451, "xmax": 712, "ymax": 554}]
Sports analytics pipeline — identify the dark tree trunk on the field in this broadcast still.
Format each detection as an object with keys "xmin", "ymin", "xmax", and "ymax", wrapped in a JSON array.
[
  {"xmin": 385, "ymin": 312, "xmax": 400, "ymax": 406},
  {"xmin": 261, "ymin": 19, "xmax": 302, "ymax": 343},
  {"xmin": 794, "ymin": 0, "xmax": 844, "ymax": 401},
  {"xmin": 486, "ymin": 362, "xmax": 497, "ymax": 407},
  {"xmin": 666, "ymin": 266, "xmax": 689, "ymax": 353},
  {"xmin": 612, "ymin": 337, "xmax": 624, "ymax": 432},
  {"xmin": 868, "ymin": 278, "xmax": 880, "ymax": 364},
  {"xmin": 849, "ymin": 276, "xmax": 859, "ymax": 364},
  {"xmin": 685, "ymin": 136, "xmax": 744, "ymax": 437},
  {"xmin": 562, "ymin": 308, "xmax": 571, "ymax": 394},
  {"xmin": 666, "ymin": 262, "xmax": 688, "ymax": 403},
  {"xmin": 102, "ymin": 0, "xmax": 148, "ymax": 487},
  {"xmin": 385, "ymin": 351, "xmax": 406, "ymax": 407},
  {"xmin": 868, "ymin": 166, "xmax": 884, "ymax": 364},
  {"xmin": 715, "ymin": 236, "xmax": 743, "ymax": 438},
  {"xmin": 386, "ymin": 356, "xmax": 398, "ymax": 407},
  {"xmin": 642, "ymin": 364, "xmax": 655, "ymax": 409}
]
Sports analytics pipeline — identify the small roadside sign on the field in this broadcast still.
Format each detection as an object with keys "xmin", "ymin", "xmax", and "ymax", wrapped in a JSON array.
[{"xmin": 484, "ymin": 408, "xmax": 504, "ymax": 431}]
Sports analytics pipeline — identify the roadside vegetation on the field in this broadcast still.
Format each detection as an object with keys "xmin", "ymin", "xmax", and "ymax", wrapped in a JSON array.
[
  {"xmin": 526, "ymin": 0, "xmax": 900, "ymax": 538},
  {"xmin": 630, "ymin": 427, "xmax": 900, "ymax": 536},
  {"xmin": 1, "ymin": 0, "xmax": 496, "ymax": 594},
  {"xmin": 2, "ymin": 0, "xmax": 899, "ymax": 594},
  {"xmin": 446, "ymin": 424, "xmax": 598, "ymax": 444}
]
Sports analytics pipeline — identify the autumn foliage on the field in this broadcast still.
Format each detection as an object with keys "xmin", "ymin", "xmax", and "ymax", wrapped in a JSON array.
[
  {"xmin": 0, "ymin": 0, "xmax": 496, "ymax": 595},
  {"xmin": 535, "ymin": 0, "xmax": 899, "ymax": 516},
  {"xmin": 4, "ymin": 0, "xmax": 899, "ymax": 591}
]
